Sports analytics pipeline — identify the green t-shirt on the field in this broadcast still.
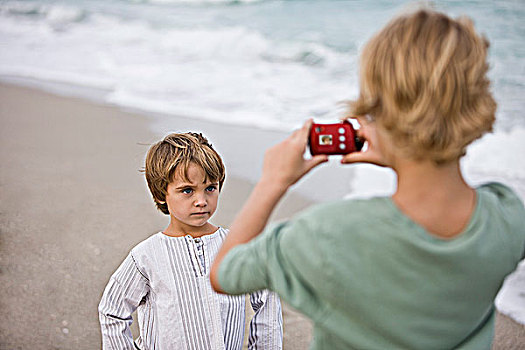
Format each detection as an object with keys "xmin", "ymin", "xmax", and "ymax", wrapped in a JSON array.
[{"xmin": 218, "ymin": 183, "xmax": 525, "ymax": 349}]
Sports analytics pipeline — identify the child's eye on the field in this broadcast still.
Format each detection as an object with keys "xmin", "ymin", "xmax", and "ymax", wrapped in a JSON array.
[
  {"xmin": 206, "ymin": 185, "xmax": 217, "ymax": 192},
  {"xmin": 181, "ymin": 188, "xmax": 193, "ymax": 194}
]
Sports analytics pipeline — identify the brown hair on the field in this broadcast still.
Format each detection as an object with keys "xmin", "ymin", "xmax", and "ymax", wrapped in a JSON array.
[
  {"xmin": 144, "ymin": 132, "xmax": 225, "ymax": 215},
  {"xmin": 348, "ymin": 9, "xmax": 496, "ymax": 163}
]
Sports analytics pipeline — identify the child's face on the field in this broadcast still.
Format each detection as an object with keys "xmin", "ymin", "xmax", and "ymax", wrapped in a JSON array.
[{"xmin": 165, "ymin": 162, "xmax": 219, "ymax": 234}]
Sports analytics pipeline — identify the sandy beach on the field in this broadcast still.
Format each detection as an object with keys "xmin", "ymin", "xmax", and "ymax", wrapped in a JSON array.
[{"xmin": 0, "ymin": 82, "xmax": 523, "ymax": 349}]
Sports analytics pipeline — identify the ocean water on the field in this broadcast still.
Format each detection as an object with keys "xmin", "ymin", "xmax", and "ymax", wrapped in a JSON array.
[{"xmin": 1, "ymin": 0, "xmax": 524, "ymax": 325}]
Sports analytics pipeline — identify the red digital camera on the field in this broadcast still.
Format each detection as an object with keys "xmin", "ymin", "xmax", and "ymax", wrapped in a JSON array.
[{"xmin": 309, "ymin": 120, "xmax": 364, "ymax": 155}]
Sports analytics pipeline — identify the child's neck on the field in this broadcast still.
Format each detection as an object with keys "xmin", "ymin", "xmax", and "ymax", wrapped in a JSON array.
[
  {"xmin": 163, "ymin": 222, "xmax": 219, "ymax": 238},
  {"xmin": 392, "ymin": 158, "xmax": 476, "ymax": 239}
]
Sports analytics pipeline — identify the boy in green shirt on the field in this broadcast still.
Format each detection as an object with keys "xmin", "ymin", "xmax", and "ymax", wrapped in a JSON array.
[{"xmin": 210, "ymin": 8, "xmax": 525, "ymax": 350}]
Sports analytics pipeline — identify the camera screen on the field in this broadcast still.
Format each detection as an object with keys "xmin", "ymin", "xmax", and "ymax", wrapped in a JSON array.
[{"xmin": 319, "ymin": 134, "xmax": 333, "ymax": 145}]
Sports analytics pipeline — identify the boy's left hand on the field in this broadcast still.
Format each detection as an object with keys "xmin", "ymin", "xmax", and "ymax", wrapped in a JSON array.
[
  {"xmin": 341, "ymin": 116, "xmax": 391, "ymax": 168},
  {"xmin": 261, "ymin": 119, "xmax": 328, "ymax": 189}
]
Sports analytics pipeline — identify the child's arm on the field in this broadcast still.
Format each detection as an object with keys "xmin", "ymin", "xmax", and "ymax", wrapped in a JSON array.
[
  {"xmin": 247, "ymin": 290, "xmax": 283, "ymax": 350},
  {"xmin": 210, "ymin": 120, "xmax": 327, "ymax": 292},
  {"xmin": 98, "ymin": 253, "xmax": 149, "ymax": 349}
]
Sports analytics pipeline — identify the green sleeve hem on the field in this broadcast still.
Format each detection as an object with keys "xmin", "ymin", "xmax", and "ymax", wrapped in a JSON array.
[{"xmin": 217, "ymin": 245, "xmax": 240, "ymax": 294}]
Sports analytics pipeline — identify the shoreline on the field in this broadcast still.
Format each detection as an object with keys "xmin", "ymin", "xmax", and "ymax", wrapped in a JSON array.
[
  {"xmin": 0, "ymin": 75, "xmax": 358, "ymax": 204},
  {"xmin": 1, "ymin": 81, "xmax": 523, "ymax": 349}
]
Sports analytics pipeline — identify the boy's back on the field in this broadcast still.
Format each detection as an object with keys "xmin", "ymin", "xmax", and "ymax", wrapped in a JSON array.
[{"xmin": 226, "ymin": 182, "xmax": 523, "ymax": 349}]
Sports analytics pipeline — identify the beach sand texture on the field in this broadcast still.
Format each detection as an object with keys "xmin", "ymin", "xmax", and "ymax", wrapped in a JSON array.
[{"xmin": 0, "ymin": 83, "xmax": 523, "ymax": 349}]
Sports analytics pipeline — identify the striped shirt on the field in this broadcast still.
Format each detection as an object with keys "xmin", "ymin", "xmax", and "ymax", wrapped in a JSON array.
[{"xmin": 98, "ymin": 228, "xmax": 283, "ymax": 349}]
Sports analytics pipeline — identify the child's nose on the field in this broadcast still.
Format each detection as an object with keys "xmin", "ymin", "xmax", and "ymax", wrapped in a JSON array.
[{"xmin": 194, "ymin": 194, "xmax": 207, "ymax": 207}]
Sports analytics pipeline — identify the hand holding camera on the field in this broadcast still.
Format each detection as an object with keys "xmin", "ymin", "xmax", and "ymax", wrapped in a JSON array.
[
  {"xmin": 307, "ymin": 117, "xmax": 391, "ymax": 167},
  {"xmin": 261, "ymin": 119, "xmax": 329, "ymax": 189},
  {"xmin": 338, "ymin": 116, "xmax": 391, "ymax": 167},
  {"xmin": 262, "ymin": 117, "xmax": 389, "ymax": 191}
]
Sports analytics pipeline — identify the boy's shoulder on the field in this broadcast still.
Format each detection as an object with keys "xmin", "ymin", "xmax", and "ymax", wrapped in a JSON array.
[
  {"xmin": 130, "ymin": 232, "xmax": 164, "ymax": 257},
  {"xmin": 477, "ymin": 181, "xmax": 525, "ymax": 225},
  {"xmin": 478, "ymin": 182, "xmax": 523, "ymax": 204},
  {"xmin": 477, "ymin": 182, "xmax": 525, "ymax": 221}
]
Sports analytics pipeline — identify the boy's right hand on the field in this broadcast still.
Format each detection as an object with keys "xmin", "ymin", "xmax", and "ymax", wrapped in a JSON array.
[
  {"xmin": 340, "ymin": 116, "xmax": 391, "ymax": 168},
  {"xmin": 261, "ymin": 119, "xmax": 328, "ymax": 189}
]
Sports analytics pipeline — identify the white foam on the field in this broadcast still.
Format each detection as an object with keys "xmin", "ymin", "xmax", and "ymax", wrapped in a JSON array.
[
  {"xmin": 0, "ymin": 65, "xmax": 115, "ymax": 91},
  {"xmin": 463, "ymin": 127, "xmax": 525, "ymax": 191},
  {"xmin": 45, "ymin": 5, "xmax": 86, "ymax": 28},
  {"xmin": 146, "ymin": 0, "xmax": 263, "ymax": 4},
  {"xmin": 496, "ymin": 261, "xmax": 525, "ymax": 325},
  {"xmin": 343, "ymin": 164, "xmax": 396, "ymax": 200}
]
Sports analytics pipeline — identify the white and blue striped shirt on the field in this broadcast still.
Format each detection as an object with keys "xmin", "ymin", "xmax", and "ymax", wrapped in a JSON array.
[{"xmin": 98, "ymin": 228, "xmax": 283, "ymax": 349}]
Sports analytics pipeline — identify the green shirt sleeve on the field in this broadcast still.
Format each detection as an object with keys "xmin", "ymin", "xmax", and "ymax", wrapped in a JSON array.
[{"xmin": 218, "ymin": 215, "xmax": 330, "ymax": 322}]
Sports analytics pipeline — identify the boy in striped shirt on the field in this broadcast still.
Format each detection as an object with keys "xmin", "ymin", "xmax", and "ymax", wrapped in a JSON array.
[{"xmin": 98, "ymin": 132, "xmax": 282, "ymax": 349}]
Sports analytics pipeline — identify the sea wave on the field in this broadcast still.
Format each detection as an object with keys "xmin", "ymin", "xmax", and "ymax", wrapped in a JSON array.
[
  {"xmin": 1, "ymin": 2, "xmax": 87, "ymax": 29},
  {"xmin": 0, "ymin": 3, "xmax": 355, "ymax": 131},
  {"xmin": 127, "ymin": 0, "xmax": 265, "ymax": 4},
  {"xmin": 1, "ymin": 0, "xmax": 523, "ymax": 133}
]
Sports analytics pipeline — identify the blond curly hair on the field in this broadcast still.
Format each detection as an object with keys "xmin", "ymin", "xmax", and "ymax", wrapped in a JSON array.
[{"xmin": 348, "ymin": 9, "xmax": 496, "ymax": 164}]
